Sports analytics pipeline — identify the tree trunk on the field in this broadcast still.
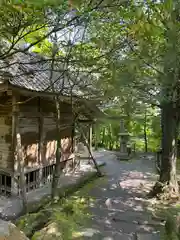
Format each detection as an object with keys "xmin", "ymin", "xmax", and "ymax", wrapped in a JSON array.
[
  {"xmin": 13, "ymin": 93, "xmax": 27, "ymax": 212},
  {"xmin": 49, "ymin": 39, "xmax": 62, "ymax": 200},
  {"xmin": 16, "ymin": 132, "xmax": 27, "ymax": 212},
  {"xmin": 51, "ymin": 98, "xmax": 62, "ymax": 200},
  {"xmin": 144, "ymin": 109, "xmax": 148, "ymax": 153},
  {"xmin": 159, "ymin": 102, "xmax": 179, "ymax": 193}
]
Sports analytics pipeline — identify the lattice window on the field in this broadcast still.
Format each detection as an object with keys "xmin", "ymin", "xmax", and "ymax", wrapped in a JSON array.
[
  {"xmin": 25, "ymin": 169, "xmax": 39, "ymax": 192},
  {"xmin": 42, "ymin": 164, "xmax": 54, "ymax": 185},
  {"xmin": 0, "ymin": 165, "xmax": 56, "ymax": 197}
]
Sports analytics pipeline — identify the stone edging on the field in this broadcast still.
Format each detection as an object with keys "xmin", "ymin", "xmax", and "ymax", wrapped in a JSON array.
[
  {"xmin": 15, "ymin": 168, "xmax": 105, "ymax": 237},
  {"xmin": 27, "ymin": 162, "xmax": 106, "ymax": 214}
]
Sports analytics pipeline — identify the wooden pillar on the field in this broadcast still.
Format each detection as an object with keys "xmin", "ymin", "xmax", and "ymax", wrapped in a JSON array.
[
  {"xmin": 71, "ymin": 119, "xmax": 75, "ymax": 152},
  {"xmin": 94, "ymin": 123, "xmax": 99, "ymax": 150},
  {"xmin": 38, "ymin": 116, "xmax": 44, "ymax": 187},
  {"xmin": 38, "ymin": 97, "xmax": 45, "ymax": 187},
  {"xmin": 86, "ymin": 123, "xmax": 93, "ymax": 164},
  {"xmin": 11, "ymin": 94, "xmax": 27, "ymax": 209},
  {"xmin": 11, "ymin": 99, "xmax": 19, "ymax": 196},
  {"xmin": 89, "ymin": 123, "xmax": 93, "ymax": 153}
]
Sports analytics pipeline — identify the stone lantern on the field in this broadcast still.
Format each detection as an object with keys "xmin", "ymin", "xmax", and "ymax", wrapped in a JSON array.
[{"xmin": 117, "ymin": 119, "xmax": 130, "ymax": 160}]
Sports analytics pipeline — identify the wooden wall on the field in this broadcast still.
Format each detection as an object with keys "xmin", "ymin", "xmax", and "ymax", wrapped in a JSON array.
[
  {"xmin": 0, "ymin": 92, "xmax": 91, "ymax": 174},
  {"xmin": 0, "ymin": 94, "xmax": 13, "ymax": 171},
  {"xmin": 14, "ymin": 95, "xmax": 73, "ymax": 172}
]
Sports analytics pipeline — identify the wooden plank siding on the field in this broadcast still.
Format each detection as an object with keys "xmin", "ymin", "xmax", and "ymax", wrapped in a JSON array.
[
  {"xmin": 0, "ymin": 92, "xmax": 74, "ymax": 197},
  {"xmin": 0, "ymin": 94, "xmax": 13, "ymax": 171},
  {"xmin": 13, "ymin": 96, "xmax": 74, "ymax": 173}
]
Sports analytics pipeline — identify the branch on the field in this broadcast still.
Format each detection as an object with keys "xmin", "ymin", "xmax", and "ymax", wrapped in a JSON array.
[
  {"xmin": 126, "ymin": 39, "xmax": 164, "ymax": 76},
  {"xmin": 0, "ymin": 24, "xmax": 48, "ymax": 60},
  {"xmin": 0, "ymin": 0, "xmax": 106, "ymax": 61}
]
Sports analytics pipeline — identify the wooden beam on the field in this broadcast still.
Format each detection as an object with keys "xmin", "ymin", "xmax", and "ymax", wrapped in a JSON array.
[
  {"xmin": 8, "ymin": 84, "xmax": 102, "ymax": 121},
  {"xmin": 8, "ymin": 84, "xmax": 81, "ymax": 103},
  {"xmin": 8, "ymin": 83, "xmax": 102, "ymax": 103},
  {"xmin": 19, "ymin": 112, "xmax": 42, "ymax": 118}
]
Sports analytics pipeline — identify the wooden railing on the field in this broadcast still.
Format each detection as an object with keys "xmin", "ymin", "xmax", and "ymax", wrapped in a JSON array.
[{"xmin": 0, "ymin": 154, "xmax": 82, "ymax": 197}]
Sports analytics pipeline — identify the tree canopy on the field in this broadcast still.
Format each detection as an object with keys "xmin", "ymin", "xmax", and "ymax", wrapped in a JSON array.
[{"xmin": 0, "ymin": 0, "xmax": 180, "ymax": 196}]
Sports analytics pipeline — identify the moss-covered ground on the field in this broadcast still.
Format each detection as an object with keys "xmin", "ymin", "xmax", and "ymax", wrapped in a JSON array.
[{"xmin": 16, "ymin": 173, "xmax": 106, "ymax": 239}]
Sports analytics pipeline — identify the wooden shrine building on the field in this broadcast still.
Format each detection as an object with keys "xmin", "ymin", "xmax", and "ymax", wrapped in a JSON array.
[{"xmin": 0, "ymin": 52, "xmax": 102, "ymax": 196}]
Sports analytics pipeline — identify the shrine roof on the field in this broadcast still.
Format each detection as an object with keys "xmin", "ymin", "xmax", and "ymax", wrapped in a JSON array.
[{"xmin": 0, "ymin": 52, "xmax": 100, "ymax": 100}]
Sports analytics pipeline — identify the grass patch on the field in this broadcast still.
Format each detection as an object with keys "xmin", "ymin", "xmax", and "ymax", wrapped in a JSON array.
[{"xmin": 16, "ymin": 173, "xmax": 106, "ymax": 239}]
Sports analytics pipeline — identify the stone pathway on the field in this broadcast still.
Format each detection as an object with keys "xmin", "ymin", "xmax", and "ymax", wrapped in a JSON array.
[{"xmin": 80, "ymin": 153, "xmax": 163, "ymax": 239}]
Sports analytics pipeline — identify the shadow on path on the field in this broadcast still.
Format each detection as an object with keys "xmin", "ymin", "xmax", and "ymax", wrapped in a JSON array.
[{"xmin": 79, "ymin": 153, "xmax": 163, "ymax": 240}]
